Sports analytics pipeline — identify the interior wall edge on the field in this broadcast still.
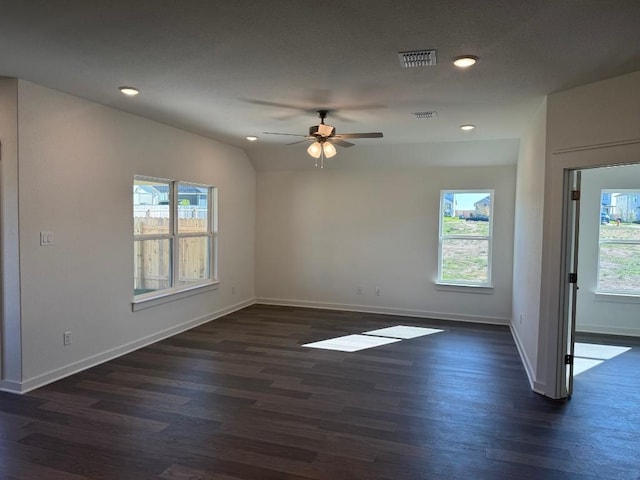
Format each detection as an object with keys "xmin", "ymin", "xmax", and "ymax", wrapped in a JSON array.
[
  {"xmin": 2, "ymin": 298, "xmax": 256, "ymax": 395},
  {"xmin": 255, "ymin": 298, "xmax": 510, "ymax": 325}
]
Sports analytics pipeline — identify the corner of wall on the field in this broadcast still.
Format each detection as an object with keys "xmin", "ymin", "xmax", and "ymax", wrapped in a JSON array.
[{"xmin": 0, "ymin": 76, "xmax": 23, "ymax": 384}]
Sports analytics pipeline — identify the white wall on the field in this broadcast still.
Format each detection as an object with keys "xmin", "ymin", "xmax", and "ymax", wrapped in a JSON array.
[
  {"xmin": 539, "ymin": 70, "xmax": 640, "ymax": 398},
  {"xmin": 256, "ymin": 166, "xmax": 516, "ymax": 323},
  {"xmin": 576, "ymin": 165, "xmax": 640, "ymax": 336},
  {"xmin": 2, "ymin": 80, "xmax": 256, "ymax": 392},
  {"xmin": 511, "ymin": 99, "xmax": 547, "ymax": 391},
  {"xmin": 249, "ymin": 140, "xmax": 520, "ymax": 171}
]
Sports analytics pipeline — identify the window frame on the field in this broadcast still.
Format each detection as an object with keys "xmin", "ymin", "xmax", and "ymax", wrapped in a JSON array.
[
  {"xmin": 437, "ymin": 189, "xmax": 494, "ymax": 288},
  {"xmin": 133, "ymin": 175, "xmax": 218, "ymax": 309},
  {"xmin": 596, "ymin": 188, "xmax": 640, "ymax": 296}
]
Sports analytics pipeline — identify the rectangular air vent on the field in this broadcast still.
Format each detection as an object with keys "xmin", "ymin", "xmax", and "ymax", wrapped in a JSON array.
[
  {"xmin": 412, "ymin": 111, "xmax": 438, "ymax": 119},
  {"xmin": 398, "ymin": 49, "xmax": 437, "ymax": 68}
]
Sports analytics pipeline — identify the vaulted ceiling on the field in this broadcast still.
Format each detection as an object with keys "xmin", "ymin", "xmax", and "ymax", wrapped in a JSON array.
[{"xmin": 2, "ymin": 1, "xmax": 640, "ymax": 169}]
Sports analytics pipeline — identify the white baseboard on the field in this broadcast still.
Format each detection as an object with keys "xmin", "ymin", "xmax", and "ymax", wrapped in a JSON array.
[
  {"xmin": 0, "ymin": 379, "xmax": 23, "ymax": 393},
  {"xmin": 3, "ymin": 298, "xmax": 256, "ymax": 395},
  {"xmin": 255, "ymin": 297, "xmax": 510, "ymax": 325},
  {"xmin": 577, "ymin": 325, "xmax": 640, "ymax": 338},
  {"xmin": 533, "ymin": 380, "xmax": 546, "ymax": 396},
  {"xmin": 509, "ymin": 322, "xmax": 538, "ymax": 392}
]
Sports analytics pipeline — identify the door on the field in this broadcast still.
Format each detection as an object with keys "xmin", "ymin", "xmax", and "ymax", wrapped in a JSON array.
[{"xmin": 562, "ymin": 169, "xmax": 581, "ymax": 397}]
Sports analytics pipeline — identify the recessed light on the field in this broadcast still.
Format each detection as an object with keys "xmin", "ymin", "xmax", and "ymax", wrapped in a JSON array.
[
  {"xmin": 460, "ymin": 124, "xmax": 475, "ymax": 131},
  {"xmin": 453, "ymin": 56, "xmax": 478, "ymax": 68},
  {"xmin": 246, "ymin": 136, "xmax": 259, "ymax": 141},
  {"xmin": 119, "ymin": 86, "xmax": 139, "ymax": 96}
]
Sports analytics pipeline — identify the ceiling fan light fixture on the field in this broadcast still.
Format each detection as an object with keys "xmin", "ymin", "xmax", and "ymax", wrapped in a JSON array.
[
  {"xmin": 307, "ymin": 142, "xmax": 322, "ymax": 158},
  {"xmin": 323, "ymin": 142, "xmax": 337, "ymax": 158},
  {"xmin": 453, "ymin": 56, "xmax": 478, "ymax": 68},
  {"xmin": 317, "ymin": 124, "xmax": 334, "ymax": 137}
]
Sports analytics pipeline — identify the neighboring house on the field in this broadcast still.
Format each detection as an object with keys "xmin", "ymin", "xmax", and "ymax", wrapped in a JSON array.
[
  {"xmin": 455, "ymin": 209, "xmax": 476, "ymax": 219},
  {"xmin": 443, "ymin": 193, "xmax": 454, "ymax": 217},
  {"xmin": 613, "ymin": 192, "xmax": 640, "ymax": 222},
  {"xmin": 133, "ymin": 184, "xmax": 161, "ymax": 206},
  {"xmin": 153, "ymin": 184, "xmax": 208, "ymax": 206},
  {"xmin": 474, "ymin": 196, "xmax": 491, "ymax": 216}
]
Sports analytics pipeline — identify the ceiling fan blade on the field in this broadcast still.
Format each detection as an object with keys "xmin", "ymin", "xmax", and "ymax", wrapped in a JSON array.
[
  {"xmin": 331, "ymin": 139, "xmax": 355, "ymax": 148},
  {"xmin": 245, "ymin": 98, "xmax": 308, "ymax": 111},
  {"xmin": 335, "ymin": 132, "xmax": 384, "ymax": 139},
  {"xmin": 286, "ymin": 139, "xmax": 309, "ymax": 145},
  {"xmin": 263, "ymin": 132, "xmax": 307, "ymax": 137}
]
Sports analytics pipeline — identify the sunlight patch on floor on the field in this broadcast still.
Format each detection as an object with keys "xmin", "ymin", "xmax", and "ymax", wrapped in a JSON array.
[
  {"xmin": 362, "ymin": 325, "xmax": 443, "ymax": 339},
  {"xmin": 573, "ymin": 342, "xmax": 631, "ymax": 376},
  {"xmin": 303, "ymin": 325, "xmax": 443, "ymax": 352},
  {"xmin": 302, "ymin": 334, "xmax": 401, "ymax": 352}
]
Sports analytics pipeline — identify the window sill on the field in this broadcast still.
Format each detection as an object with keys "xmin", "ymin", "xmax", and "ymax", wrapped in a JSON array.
[
  {"xmin": 435, "ymin": 282, "xmax": 494, "ymax": 294},
  {"xmin": 132, "ymin": 281, "xmax": 219, "ymax": 311},
  {"xmin": 594, "ymin": 292, "xmax": 640, "ymax": 304}
]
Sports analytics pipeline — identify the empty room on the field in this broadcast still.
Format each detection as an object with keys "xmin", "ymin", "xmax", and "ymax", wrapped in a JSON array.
[{"xmin": 1, "ymin": 2, "xmax": 640, "ymax": 479}]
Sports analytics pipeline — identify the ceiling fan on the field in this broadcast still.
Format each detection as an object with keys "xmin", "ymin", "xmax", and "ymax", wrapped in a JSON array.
[{"xmin": 263, "ymin": 110, "xmax": 383, "ymax": 168}]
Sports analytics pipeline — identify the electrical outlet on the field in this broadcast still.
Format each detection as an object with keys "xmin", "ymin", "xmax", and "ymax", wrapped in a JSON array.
[
  {"xmin": 519, "ymin": 314, "xmax": 523, "ymax": 324},
  {"xmin": 63, "ymin": 331, "xmax": 72, "ymax": 346},
  {"xmin": 375, "ymin": 287, "xmax": 381, "ymax": 296},
  {"xmin": 356, "ymin": 287, "xmax": 363, "ymax": 295}
]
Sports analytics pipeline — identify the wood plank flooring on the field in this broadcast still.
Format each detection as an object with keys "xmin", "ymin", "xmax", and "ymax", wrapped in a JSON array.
[{"xmin": 0, "ymin": 305, "xmax": 639, "ymax": 479}]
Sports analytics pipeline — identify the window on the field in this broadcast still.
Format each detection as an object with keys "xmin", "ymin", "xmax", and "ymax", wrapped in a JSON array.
[
  {"xmin": 597, "ymin": 190, "xmax": 640, "ymax": 294},
  {"xmin": 133, "ymin": 176, "xmax": 217, "ymax": 298},
  {"xmin": 438, "ymin": 190, "xmax": 493, "ymax": 286}
]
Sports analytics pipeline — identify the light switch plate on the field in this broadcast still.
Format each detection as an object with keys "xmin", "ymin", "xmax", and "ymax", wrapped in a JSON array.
[{"xmin": 40, "ymin": 231, "xmax": 54, "ymax": 246}]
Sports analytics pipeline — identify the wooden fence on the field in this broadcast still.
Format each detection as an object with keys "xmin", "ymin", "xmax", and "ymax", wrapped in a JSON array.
[{"xmin": 134, "ymin": 216, "xmax": 210, "ymax": 293}]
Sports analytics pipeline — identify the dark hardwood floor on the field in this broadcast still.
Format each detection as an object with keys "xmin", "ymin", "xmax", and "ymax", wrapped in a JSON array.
[{"xmin": 1, "ymin": 305, "xmax": 638, "ymax": 479}]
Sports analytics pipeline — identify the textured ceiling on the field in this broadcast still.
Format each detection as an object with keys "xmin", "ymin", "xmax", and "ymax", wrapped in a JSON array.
[{"xmin": 1, "ymin": 1, "xmax": 640, "ymax": 168}]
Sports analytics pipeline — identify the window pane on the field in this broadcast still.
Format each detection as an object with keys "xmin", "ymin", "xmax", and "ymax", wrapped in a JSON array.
[
  {"xmin": 442, "ymin": 216, "xmax": 490, "ymax": 236},
  {"xmin": 177, "ymin": 184, "xmax": 209, "ymax": 233},
  {"xmin": 601, "ymin": 190, "xmax": 640, "ymax": 227},
  {"xmin": 441, "ymin": 239, "xmax": 489, "ymax": 283},
  {"xmin": 442, "ymin": 192, "xmax": 491, "ymax": 236},
  {"xmin": 134, "ymin": 239, "xmax": 172, "ymax": 295},
  {"xmin": 134, "ymin": 179, "xmax": 171, "ymax": 235},
  {"xmin": 598, "ymin": 243, "xmax": 640, "ymax": 293},
  {"xmin": 177, "ymin": 236, "xmax": 210, "ymax": 286}
]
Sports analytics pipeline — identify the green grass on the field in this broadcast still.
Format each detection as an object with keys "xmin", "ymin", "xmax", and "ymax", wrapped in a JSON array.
[
  {"xmin": 441, "ymin": 238, "xmax": 489, "ymax": 283},
  {"xmin": 442, "ymin": 216, "xmax": 489, "ymax": 236},
  {"xmin": 598, "ymin": 243, "xmax": 640, "ymax": 292},
  {"xmin": 598, "ymin": 223, "xmax": 640, "ymax": 292},
  {"xmin": 600, "ymin": 223, "xmax": 640, "ymax": 241}
]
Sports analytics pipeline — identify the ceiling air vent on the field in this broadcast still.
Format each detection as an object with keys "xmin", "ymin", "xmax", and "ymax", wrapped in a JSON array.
[
  {"xmin": 412, "ymin": 111, "xmax": 438, "ymax": 119},
  {"xmin": 398, "ymin": 49, "xmax": 437, "ymax": 68}
]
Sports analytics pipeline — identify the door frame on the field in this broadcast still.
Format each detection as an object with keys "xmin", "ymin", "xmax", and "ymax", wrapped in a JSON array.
[{"xmin": 547, "ymin": 140, "xmax": 640, "ymax": 399}]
